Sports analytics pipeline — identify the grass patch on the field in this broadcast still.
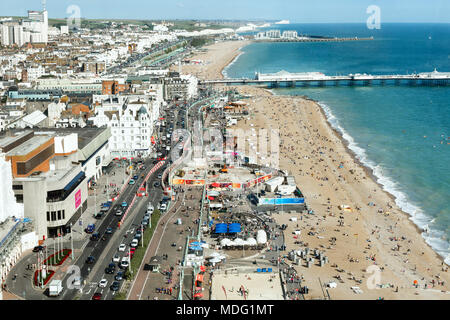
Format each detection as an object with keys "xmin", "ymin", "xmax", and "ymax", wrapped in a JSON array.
[
  {"xmin": 44, "ymin": 249, "xmax": 72, "ymax": 266},
  {"xmin": 34, "ymin": 270, "xmax": 55, "ymax": 286},
  {"xmin": 113, "ymin": 292, "xmax": 127, "ymax": 300},
  {"xmin": 128, "ymin": 210, "xmax": 161, "ymax": 279}
]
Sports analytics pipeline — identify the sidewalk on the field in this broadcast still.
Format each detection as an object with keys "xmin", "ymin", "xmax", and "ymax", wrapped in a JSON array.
[
  {"xmin": 126, "ymin": 192, "xmax": 185, "ymax": 300},
  {"xmin": 65, "ymin": 162, "xmax": 131, "ymax": 244}
]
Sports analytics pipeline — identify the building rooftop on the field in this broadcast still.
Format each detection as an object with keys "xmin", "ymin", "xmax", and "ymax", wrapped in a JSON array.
[
  {"xmin": 7, "ymin": 135, "xmax": 53, "ymax": 156},
  {"xmin": 0, "ymin": 218, "xmax": 22, "ymax": 250}
]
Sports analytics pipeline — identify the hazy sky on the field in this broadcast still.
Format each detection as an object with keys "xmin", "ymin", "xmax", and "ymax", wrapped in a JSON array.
[{"xmin": 1, "ymin": 0, "xmax": 449, "ymax": 22}]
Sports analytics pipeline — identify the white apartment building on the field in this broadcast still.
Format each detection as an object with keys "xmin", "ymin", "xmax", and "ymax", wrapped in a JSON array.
[
  {"xmin": 27, "ymin": 65, "xmax": 46, "ymax": 82},
  {"xmin": 282, "ymin": 30, "xmax": 298, "ymax": 39},
  {"xmin": 90, "ymin": 96, "xmax": 160, "ymax": 158}
]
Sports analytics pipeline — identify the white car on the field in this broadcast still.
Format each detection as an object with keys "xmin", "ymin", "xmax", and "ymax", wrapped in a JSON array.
[
  {"xmin": 147, "ymin": 207, "xmax": 154, "ymax": 214},
  {"xmin": 160, "ymin": 203, "xmax": 167, "ymax": 211},
  {"xmin": 118, "ymin": 244, "xmax": 126, "ymax": 252},
  {"xmin": 98, "ymin": 279, "xmax": 108, "ymax": 288},
  {"xmin": 113, "ymin": 254, "xmax": 120, "ymax": 263},
  {"xmin": 120, "ymin": 257, "xmax": 130, "ymax": 268},
  {"xmin": 130, "ymin": 239, "xmax": 139, "ymax": 248}
]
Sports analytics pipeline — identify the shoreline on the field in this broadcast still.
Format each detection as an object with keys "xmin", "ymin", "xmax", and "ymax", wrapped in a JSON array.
[
  {"xmin": 188, "ymin": 40, "xmax": 450, "ymax": 299},
  {"xmin": 218, "ymin": 50, "xmax": 448, "ymax": 266}
]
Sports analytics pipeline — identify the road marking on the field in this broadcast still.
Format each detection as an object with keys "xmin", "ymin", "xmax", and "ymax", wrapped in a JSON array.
[{"xmin": 136, "ymin": 192, "xmax": 186, "ymax": 300}]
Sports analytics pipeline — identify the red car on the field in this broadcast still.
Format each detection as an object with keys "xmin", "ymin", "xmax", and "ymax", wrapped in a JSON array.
[
  {"xmin": 92, "ymin": 292, "xmax": 102, "ymax": 300},
  {"xmin": 126, "ymin": 248, "xmax": 136, "ymax": 258}
]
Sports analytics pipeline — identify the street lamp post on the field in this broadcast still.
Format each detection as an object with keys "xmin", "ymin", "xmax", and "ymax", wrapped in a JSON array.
[{"xmin": 71, "ymin": 223, "xmax": 74, "ymax": 260}]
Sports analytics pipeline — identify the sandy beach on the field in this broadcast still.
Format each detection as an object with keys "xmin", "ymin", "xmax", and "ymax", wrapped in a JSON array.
[
  {"xmin": 185, "ymin": 40, "xmax": 450, "ymax": 300},
  {"xmin": 172, "ymin": 40, "xmax": 250, "ymax": 80}
]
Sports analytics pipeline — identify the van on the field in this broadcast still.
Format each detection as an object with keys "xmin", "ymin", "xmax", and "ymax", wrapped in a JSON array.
[{"xmin": 72, "ymin": 276, "xmax": 82, "ymax": 287}]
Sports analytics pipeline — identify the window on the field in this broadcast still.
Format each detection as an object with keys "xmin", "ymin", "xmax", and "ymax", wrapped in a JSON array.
[
  {"xmin": 47, "ymin": 211, "xmax": 50, "ymax": 221},
  {"xmin": 51, "ymin": 211, "xmax": 56, "ymax": 221},
  {"xmin": 12, "ymin": 184, "xmax": 23, "ymax": 190},
  {"xmin": 16, "ymin": 144, "xmax": 55, "ymax": 175},
  {"xmin": 62, "ymin": 210, "xmax": 65, "ymax": 220},
  {"xmin": 57, "ymin": 210, "xmax": 61, "ymax": 220}
]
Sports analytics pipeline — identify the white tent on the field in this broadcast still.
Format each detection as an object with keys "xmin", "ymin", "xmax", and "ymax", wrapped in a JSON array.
[
  {"xmin": 257, "ymin": 230, "xmax": 267, "ymax": 244},
  {"xmin": 210, "ymin": 257, "xmax": 221, "ymax": 264},
  {"xmin": 220, "ymin": 238, "xmax": 232, "ymax": 247},
  {"xmin": 246, "ymin": 238, "xmax": 257, "ymax": 245},
  {"xmin": 208, "ymin": 251, "xmax": 221, "ymax": 258}
]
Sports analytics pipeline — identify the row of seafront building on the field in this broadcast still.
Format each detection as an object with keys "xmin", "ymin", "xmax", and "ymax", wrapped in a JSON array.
[{"xmin": 0, "ymin": 6, "xmax": 209, "ymax": 293}]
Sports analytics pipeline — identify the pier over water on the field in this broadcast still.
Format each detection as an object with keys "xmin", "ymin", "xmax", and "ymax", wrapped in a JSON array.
[{"xmin": 199, "ymin": 70, "xmax": 450, "ymax": 88}]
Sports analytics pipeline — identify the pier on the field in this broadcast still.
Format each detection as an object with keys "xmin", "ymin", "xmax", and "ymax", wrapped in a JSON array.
[
  {"xmin": 253, "ymin": 36, "xmax": 374, "ymax": 43},
  {"xmin": 199, "ymin": 70, "xmax": 450, "ymax": 88}
]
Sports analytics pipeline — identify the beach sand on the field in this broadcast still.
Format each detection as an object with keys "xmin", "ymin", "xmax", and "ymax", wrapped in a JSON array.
[
  {"xmin": 170, "ymin": 40, "xmax": 250, "ymax": 80},
  {"xmin": 186, "ymin": 40, "xmax": 450, "ymax": 300}
]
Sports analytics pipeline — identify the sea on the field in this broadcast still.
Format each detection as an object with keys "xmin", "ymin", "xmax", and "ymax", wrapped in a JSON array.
[{"xmin": 224, "ymin": 23, "xmax": 450, "ymax": 264}]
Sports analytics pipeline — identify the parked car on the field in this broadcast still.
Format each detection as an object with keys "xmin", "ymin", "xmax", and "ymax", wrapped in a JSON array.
[
  {"xmin": 115, "ymin": 271, "xmax": 124, "ymax": 281},
  {"xmin": 120, "ymin": 257, "xmax": 130, "ymax": 269},
  {"xmin": 32, "ymin": 246, "xmax": 45, "ymax": 252},
  {"xmin": 106, "ymin": 227, "xmax": 113, "ymax": 234},
  {"xmin": 129, "ymin": 179, "xmax": 135, "ymax": 185},
  {"xmin": 118, "ymin": 244, "xmax": 126, "ymax": 252},
  {"xmin": 130, "ymin": 239, "xmax": 139, "ymax": 248},
  {"xmin": 112, "ymin": 254, "xmax": 120, "ymax": 263},
  {"xmin": 110, "ymin": 281, "xmax": 120, "ymax": 291}
]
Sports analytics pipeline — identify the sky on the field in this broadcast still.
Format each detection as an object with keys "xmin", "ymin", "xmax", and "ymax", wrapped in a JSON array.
[{"xmin": 1, "ymin": 0, "xmax": 449, "ymax": 23}]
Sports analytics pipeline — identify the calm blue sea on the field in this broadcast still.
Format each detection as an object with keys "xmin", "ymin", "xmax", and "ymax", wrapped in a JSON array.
[{"xmin": 226, "ymin": 23, "xmax": 450, "ymax": 263}]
